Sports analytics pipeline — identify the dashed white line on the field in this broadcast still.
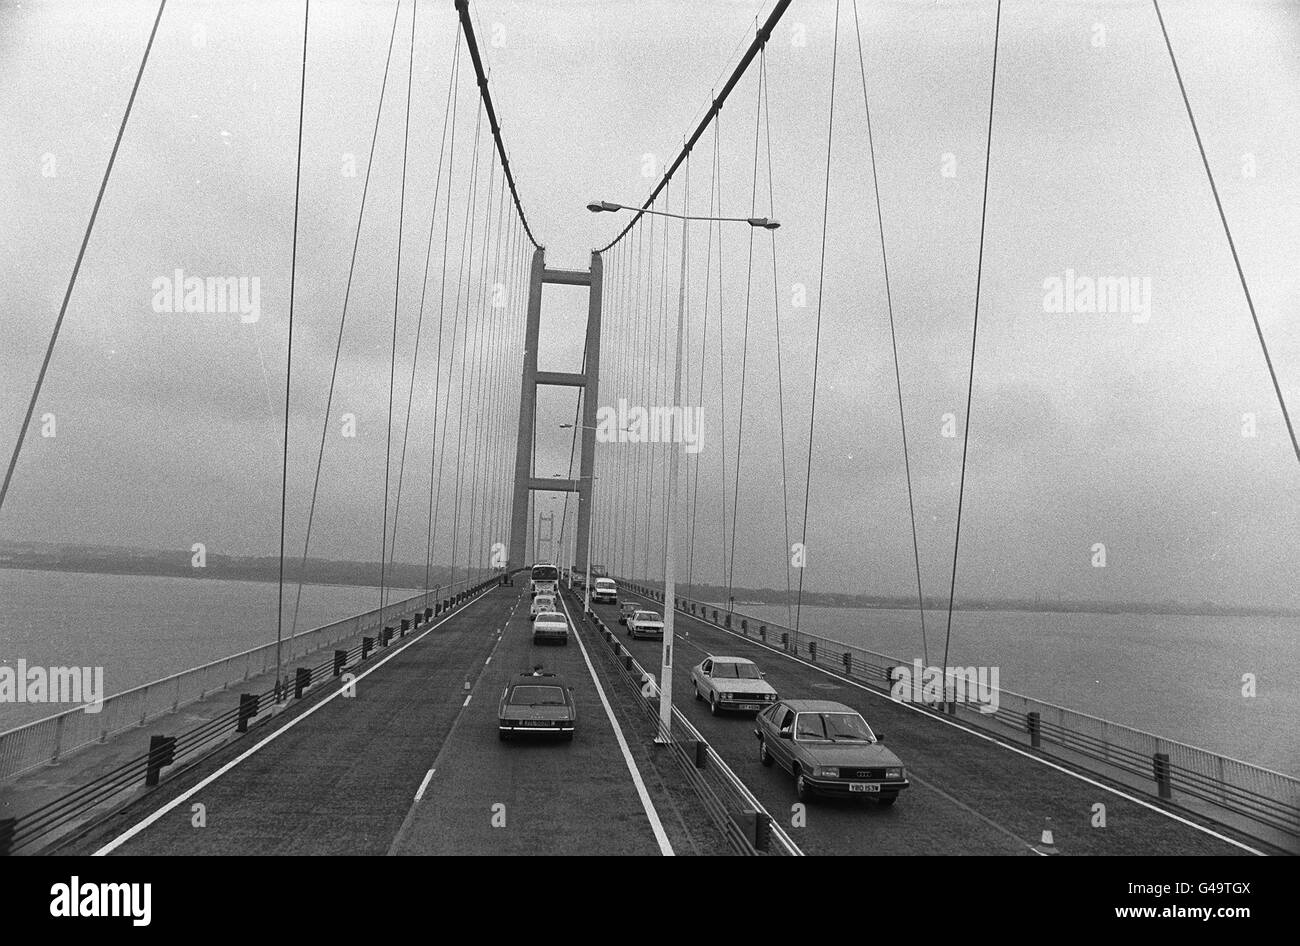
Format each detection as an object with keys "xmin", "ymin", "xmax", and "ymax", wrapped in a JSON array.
[{"xmin": 414, "ymin": 767, "xmax": 436, "ymax": 802}]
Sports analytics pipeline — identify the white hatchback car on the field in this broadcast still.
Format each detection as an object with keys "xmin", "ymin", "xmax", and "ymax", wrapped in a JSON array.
[
  {"xmin": 530, "ymin": 593, "xmax": 556, "ymax": 618},
  {"xmin": 532, "ymin": 611, "xmax": 569, "ymax": 645}
]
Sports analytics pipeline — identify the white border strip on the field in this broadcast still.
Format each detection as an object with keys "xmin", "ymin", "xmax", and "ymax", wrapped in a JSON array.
[{"xmin": 558, "ymin": 595, "xmax": 674, "ymax": 856}]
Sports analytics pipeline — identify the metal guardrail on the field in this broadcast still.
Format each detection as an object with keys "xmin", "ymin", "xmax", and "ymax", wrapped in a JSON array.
[
  {"xmin": 0, "ymin": 576, "xmax": 504, "ymax": 855},
  {"xmin": 0, "ymin": 577, "xmax": 486, "ymax": 783},
  {"xmin": 617, "ymin": 579, "xmax": 1300, "ymax": 843},
  {"xmin": 566, "ymin": 588, "xmax": 798, "ymax": 855}
]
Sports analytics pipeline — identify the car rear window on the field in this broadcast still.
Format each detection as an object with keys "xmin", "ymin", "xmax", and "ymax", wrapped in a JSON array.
[
  {"xmin": 536, "ymin": 612, "xmax": 564, "ymax": 622},
  {"xmin": 509, "ymin": 685, "xmax": 565, "ymax": 706}
]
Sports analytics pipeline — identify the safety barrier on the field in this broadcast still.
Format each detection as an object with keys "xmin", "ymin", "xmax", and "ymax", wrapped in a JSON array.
[
  {"xmin": 0, "ymin": 577, "xmax": 486, "ymax": 784},
  {"xmin": 616, "ymin": 579, "xmax": 1300, "ymax": 843},
  {"xmin": 567, "ymin": 589, "xmax": 796, "ymax": 855},
  {"xmin": 0, "ymin": 576, "xmax": 503, "ymax": 855}
]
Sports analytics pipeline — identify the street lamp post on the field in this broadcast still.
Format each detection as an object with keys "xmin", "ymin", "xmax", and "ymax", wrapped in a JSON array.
[{"xmin": 588, "ymin": 199, "xmax": 779, "ymax": 743}]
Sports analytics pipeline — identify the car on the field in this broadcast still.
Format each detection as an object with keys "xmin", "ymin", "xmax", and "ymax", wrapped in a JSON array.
[
  {"xmin": 498, "ymin": 670, "xmax": 576, "ymax": 741},
  {"xmin": 591, "ymin": 577, "xmax": 618, "ymax": 604},
  {"xmin": 532, "ymin": 610, "xmax": 569, "ymax": 645},
  {"xmin": 754, "ymin": 700, "xmax": 909, "ymax": 805},
  {"xmin": 690, "ymin": 656, "xmax": 778, "ymax": 715},
  {"xmin": 530, "ymin": 593, "xmax": 556, "ymax": 618},
  {"xmin": 617, "ymin": 601, "xmax": 638, "ymax": 625},
  {"xmin": 627, "ymin": 609, "xmax": 664, "ymax": 640}
]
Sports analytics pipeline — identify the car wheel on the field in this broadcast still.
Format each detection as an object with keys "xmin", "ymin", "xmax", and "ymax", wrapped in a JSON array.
[
  {"xmin": 563, "ymin": 731, "xmax": 574, "ymax": 742},
  {"xmin": 709, "ymin": 693, "xmax": 720, "ymax": 716},
  {"xmin": 694, "ymin": 684, "xmax": 702, "ymax": 701},
  {"xmin": 499, "ymin": 730, "xmax": 509, "ymax": 741},
  {"xmin": 794, "ymin": 768, "xmax": 810, "ymax": 802},
  {"xmin": 878, "ymin": 794, "xmax": 897, "ymax": 808},
  {"xmin": 759, "ymin": 738, "xmax": 773, "ymax": 767}
]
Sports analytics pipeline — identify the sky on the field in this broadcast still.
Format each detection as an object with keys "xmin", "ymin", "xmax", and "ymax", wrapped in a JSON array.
[{"xmin": 1, "ymin": 0, "xmax": 1297, "ymax": 610}]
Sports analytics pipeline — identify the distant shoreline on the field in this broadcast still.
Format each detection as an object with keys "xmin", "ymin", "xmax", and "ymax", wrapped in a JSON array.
[{"xmin": 2, "ymin": 553, "xmax": 1292, "ymax": 620}]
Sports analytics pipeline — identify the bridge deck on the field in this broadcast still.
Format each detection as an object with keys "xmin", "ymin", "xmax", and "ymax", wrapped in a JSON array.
[
  {"xmin": 602, "ymin": 590, "xmax": 1261, "ymax": 856},
  {"xmin": 51, "ymin": 587, "xmax": 683, "ymax": 856},
  {"xmin": 10, "ymin": 583, "xmax": 1267, "ymax": 856}
]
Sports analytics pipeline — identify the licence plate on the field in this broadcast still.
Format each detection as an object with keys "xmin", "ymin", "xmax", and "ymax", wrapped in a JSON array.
[
  {"xmin": 849, "ymin": 783, "xmax": 880, "ymax": 793},
  {"xmin": 738, "ymin": 704, "xmax": 760, "ymax": 711},
  {"xmin": 521, "ymin": 720, "xmax": 550, "ymax": 728}
]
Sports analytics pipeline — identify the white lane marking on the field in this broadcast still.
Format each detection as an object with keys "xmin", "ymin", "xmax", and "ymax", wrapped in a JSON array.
[
  {"xmin": 463, "ymin": 694, "xmax": 472, "ymax": 707},
  {"xmin": 591, "ymin": 602, "xmax": 801, "ymax": 856},
  {"xmin": 485, "ymin": 655, "xmax": 492, "ymax": 666},
  {"xmin": 656, "ymin": 598, "xmax": 1266, "ymax": 857},
  {"xmin": 414, "ymin": 767, "xmax": 436, "ymax": 802},
  {"xmin": 94, "ymin": 589, "xmax": 495, "ymax": 856},
  {"xmin": 558, "ymin": 595, "xmax": 674, "ymax": 856}
]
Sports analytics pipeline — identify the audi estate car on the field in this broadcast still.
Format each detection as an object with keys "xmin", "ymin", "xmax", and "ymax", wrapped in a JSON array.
[
  {"xmin": 755, "ymin": 699, "xmax": 909, "ymax": 805},
  {"xmin": 691, "ymin": 656, "xmax": 778, "ymax": 715},
  {"xmin": 498, "ymin": 671, "xmax": 576, "ymax": 741},
  {"xmin": 627, "ymin": 609, "xmax": 665, "ymax": 640},
  {"xmin": 532, "ymin": 610, "xmax": 569, "ymax": 645},
  {"xmin": 530, "ymin": 593, "xmax": 556, "ymax": 618},
  {"xmin": 617, "ymin": 601, "xmax": 638, "ymax": 625}
]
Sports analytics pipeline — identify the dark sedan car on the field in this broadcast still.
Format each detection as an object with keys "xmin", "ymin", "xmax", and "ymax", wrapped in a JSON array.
[
  {"xmin": 498, "ymin": 671, "xmax": 576, "ymax": 741},
  {"xmin": 754, "ymin": 699, "xmax": 909, "ymax": 805}
]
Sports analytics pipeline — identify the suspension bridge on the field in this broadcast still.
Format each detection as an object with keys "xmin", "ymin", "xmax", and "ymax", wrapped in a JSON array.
[{"xmin": 0, "ymin": 0, "xmax": 1296, "ymax": 857}]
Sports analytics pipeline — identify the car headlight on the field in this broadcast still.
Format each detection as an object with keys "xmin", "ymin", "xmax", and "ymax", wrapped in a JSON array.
[
  {"xmin": 815, "ymin": 766, "xmax": 839, "ymax": 779},
  {"xmin": 886, "ymin": 767, "xmax": 903, "ymax": 779}
]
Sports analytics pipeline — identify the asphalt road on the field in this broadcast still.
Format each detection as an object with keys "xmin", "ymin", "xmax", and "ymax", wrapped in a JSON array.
[
  {"xmin": 71, "ymin": 589, "xmax": 519, "ymax": 855},
  {"xmin": 596, "ymin": 591, "xmax": 1260, "ymax": 856},
  {"xmin": 387, "ymin": 588, "xmax": 671, "ymax": 855}
]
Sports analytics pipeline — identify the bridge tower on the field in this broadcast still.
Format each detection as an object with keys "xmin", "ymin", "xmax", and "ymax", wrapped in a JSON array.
[{"xmin": 508, "ymin": 248, "xmax": 603, "ymax": 573}]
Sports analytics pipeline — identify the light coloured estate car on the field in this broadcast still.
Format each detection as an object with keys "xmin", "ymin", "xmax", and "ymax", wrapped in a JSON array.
[
  {"xmin": 627, "ymin": 609, "xmax": 664, "ymax": 640},
  {"xmin": 530, "ymin": 593, "xmax": 556, "ymax": 618},
  {"xmin": 691, "ymin": 656, "xmax": 778, "ymax": 715},
  {"xmin": 591, "ymin": 577, "xmax": 618, "ymax": 603},
  {"xmin": 754, "ymin": 699, "xmax": 909, "ymax": 805},
  {"xmin": 531, "ymin": 610, "xmax": 569, "ymax": 645}
]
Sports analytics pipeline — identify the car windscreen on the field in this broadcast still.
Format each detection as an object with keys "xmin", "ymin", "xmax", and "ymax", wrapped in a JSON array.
[
  {"xmin": 795, "ymin": 712, "xmax": 875, "ymax": 742},
  {"xmin": 634, "ymin": 611, "xmax": 662, "ymax": 622},
  {"xmin": 713, "ymin": 662, "xmax": 762, "ymax": 680},
  {"xmin": 509, "ymin": 685, "xmax": 566, "ymax": 706}
]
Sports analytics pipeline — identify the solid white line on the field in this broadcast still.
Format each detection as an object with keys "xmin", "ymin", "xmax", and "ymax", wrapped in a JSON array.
[
  {"xmin": 414, "ymin": 767, "xmax": 436, "ymax": 802},
  {"xmin": 661, "ymin": 599, "xmax": 1266, "ymax": 857},
  {"xmin": 93, "ymin": 589, "xmax": 494, "ymax": 856},
  {"xmin": 558, "ymin": 595, "xmax": 675, "ymax": 856}
]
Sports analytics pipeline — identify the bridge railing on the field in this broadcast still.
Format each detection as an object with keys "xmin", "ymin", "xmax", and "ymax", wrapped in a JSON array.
[
  {"xmin": 617, "ymin": 579, "xmax": 1300, "ymax": 843},
  {"xmin": 0, "ymin": 577, "xmax": 484, "ymax": 783}
]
